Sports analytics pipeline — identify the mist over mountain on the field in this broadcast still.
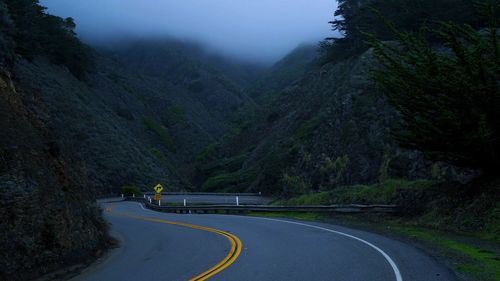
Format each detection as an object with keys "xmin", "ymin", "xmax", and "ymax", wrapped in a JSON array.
[{"xmin": 40, "ymin": 0, "xmax": 336, "ymax": 64}]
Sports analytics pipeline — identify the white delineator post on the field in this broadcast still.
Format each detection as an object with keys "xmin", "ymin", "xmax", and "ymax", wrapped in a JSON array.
[
  {"xmin": 144, "ymin": 194, "xmax": 146, "ymax": 199},
  {"xmin": 183, "ymin": 199, "xmax": 187, "ymax": 207},
  {"xmin": 121, "ymin": 194, "xmax": 124, "ymax": 199},
  {"xmin": 158, "ymin": 199, "xmax": 161, "ymax": 206},
  {"xmin": 149, "ymin": 197, "xmax": 152, "ymax": 204},
  {"xmin": 133, "ymin": 194, "xmax": 135, "ymax": 198},
  {"xmin": 236, "ymin": 196, "xmax": 239, "ymax": 206}
]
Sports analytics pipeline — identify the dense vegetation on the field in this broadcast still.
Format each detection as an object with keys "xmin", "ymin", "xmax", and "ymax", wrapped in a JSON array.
[
  {"xmin": 370, "ymin": 2, "xmax": 500, "ymax": 175},
  {"xmin": 1, "ymin": 2, "xmax": 106, "ymax": 280},
  {"xmin": 318, "ymin": 0, "xmax": 500, "ymax": 176},
  {"xmin": 321, "ymin": 0, "xmax": 495, "ymax": 63},
  {"xmin": 0, "ymin": 1, "xmax": 15, "ymax": 66},
  {"xmin": 2, "ymin": 0, "xmax": 94, "ymax": 77}
]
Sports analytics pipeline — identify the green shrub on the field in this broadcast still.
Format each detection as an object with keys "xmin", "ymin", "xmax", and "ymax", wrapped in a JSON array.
[
  {"xmin": 266, "ymin": 112, "xmax": 280, "ymax": 123},
  {"xmin": 194, "ymin": 143, "xmax": 218, "ymax": 163},
  {"xmin": 201, "ymin": 170, "xmax": 256, "ymax": 192},
  {"xmin": 221, "ymin": 154, "xmax": 248, "ymax": 171},
  {"xmin": 149, "ymin": 147, "xmax": 166, "ymax": 163},
  {"xmin": 278, "ymin": 179, "xmax": 436, "ymax": 205},
  {"xmin": 201, "ymin": 172, "xmax": 241, "ymax": 192},
  {"xmin": 161, "ymin": 105, "xmax": 186, "ymax": 126},
  {"xmin": 115, "ymin": 107, "xmax": 134, "ymax": 121},
  {"xmin": 295, "ymin": 119, "xmax": 321, "ymax": 140},
  {"xmin": 122, "ymin": 185, "xmax": 142, "ymax": 197},
  {"xmin": 143, "ymin": 118, "xmax": 176, "ymax": 152},
  {"xmin": 483, "ymin": 203, "xmax": 500, "ymax": 241},
  {"xmin": 188, "ymin": 81, "xmax": 205, "ymax": 93},
  {"xmin": 282, "ymin": 173, "xmax": 310, "ymax": 198}
]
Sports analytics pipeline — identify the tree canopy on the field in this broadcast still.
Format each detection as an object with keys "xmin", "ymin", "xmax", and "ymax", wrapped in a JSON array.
[
  {"xmin": 321, "ymin": 0, "xmax": 491, "ymax": 63},
  {"xmin": 369, "ymin": 1, "xmax": 500, "ymax": 174},
  {"xmin": 2, "ymin": 0, "xmax": 94, "ymax": 78}
]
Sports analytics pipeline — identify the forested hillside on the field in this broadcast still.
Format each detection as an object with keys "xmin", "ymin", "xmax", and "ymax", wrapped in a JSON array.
[
  {"xmin": 1, "ymin": 1, "xmax": 107, "ymax": 279},
  {"xmin": 0, "ymin": 1, "xmax": 259, "ymax": 279},
  {"xmin": 1, "ymin": 0, "xmax": 499, "ymax": 279},
  {"xmin": 12, "ymin": 39, "xmax": 258, "ymax": 193},
  {"xmin": 197, "ymin": 0, "xmax": 499, "ymax": 196},
  {"xmin": 195, "ymin": 47, "xmax": 433, "ymax": 195}
]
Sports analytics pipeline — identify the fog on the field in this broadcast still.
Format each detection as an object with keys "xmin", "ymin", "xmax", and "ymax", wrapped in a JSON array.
[{"xmin": 40, "ymin": 0, "xmax": 336, "ymax": 63}]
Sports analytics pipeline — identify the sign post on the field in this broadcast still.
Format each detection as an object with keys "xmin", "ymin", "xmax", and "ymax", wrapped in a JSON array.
[{"xmin": 153, "ymin": 183, "xmax": 164, "ymax": 203}]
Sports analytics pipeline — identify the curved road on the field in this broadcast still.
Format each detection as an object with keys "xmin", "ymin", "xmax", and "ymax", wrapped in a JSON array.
[{"xmin": 73, "ymin": 201, "xmax": 456, "ymax": 281}]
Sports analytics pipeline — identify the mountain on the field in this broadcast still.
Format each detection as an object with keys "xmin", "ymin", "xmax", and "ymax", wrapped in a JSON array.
[
  {"xmin": 1, "ymin": 30, "xmax": 263, "ymax": 281},
  {"xmin": 108, "ymin": 40, "xmax": 259, "ymax": 120},
  {"xmin": 1, "ymin": 2, "xmax": 264, "ymax": 278},
  {"xmin": 247, "ymin": 44, "xmax": 318, "ymax": 102},
  {"xmin": 11, "ymin": 39, "xmax": 265, "ymax": 195},
  {"xmin": 194, "ymin": 49, "xmax": 432, "ymax": 195},
  {"xmin": 3, "ymin": 0, "xmax": 499, "ymax": 280},
  {"xmin": 0, "ymin": 14, "xmax": 325, "ymax": 274}
]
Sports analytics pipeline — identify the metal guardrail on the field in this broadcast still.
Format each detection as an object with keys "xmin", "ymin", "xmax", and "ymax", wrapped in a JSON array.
[
  {"xmin": 126, "ymin": 197, "xmax": 397, "ymax": 214},
  {"xmin": 142, "ymin": 192, "xmax": 262, "ymax": 196}
]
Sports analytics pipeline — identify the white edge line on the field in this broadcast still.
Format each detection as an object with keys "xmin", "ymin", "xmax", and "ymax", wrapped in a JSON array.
[
  {"xmin": 124, "ymin": 202, "xmax": 403, "ymax": 281},
  {"xmin": 138, "ymin": 203, "xmax": 148, "ymax": 211},
  {"xmin": 245, "ymin": 216, "xmax": 403, "ymax": 281}
]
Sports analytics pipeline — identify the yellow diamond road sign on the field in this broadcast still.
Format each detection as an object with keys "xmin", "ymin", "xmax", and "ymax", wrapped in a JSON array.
[{"xmin": 154, "ymin": 183, "xmax": 164, "ymax": 194}]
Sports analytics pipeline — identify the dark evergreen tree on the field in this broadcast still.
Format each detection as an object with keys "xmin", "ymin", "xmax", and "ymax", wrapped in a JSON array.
[
  {"xmin": 321, "ymin": 0, "xmax": 486, "ymax": 64},
  {"xmin": 369, "ymin": 1, "xmax": 500, "ymax": 175},
  {"xmin": 0, "ymin": 0, "xmax": 15, "ymax": 66},
  {"xmin": 3, "ymin": 0, "xmax": 94, "ymax": 78}
]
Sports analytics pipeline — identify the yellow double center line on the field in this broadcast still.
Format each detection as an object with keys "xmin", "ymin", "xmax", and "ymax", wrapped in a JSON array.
[{"xmin": 108, "ymin": 207, "xmax": 242, "ymax": 281}]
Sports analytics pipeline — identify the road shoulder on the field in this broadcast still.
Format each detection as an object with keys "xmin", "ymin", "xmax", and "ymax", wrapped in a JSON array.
[
  {"xmin": 247, "ymin": 212, "xmax": 499, "ymax": 281},
  {"xmin": 67, "ymin": 231, "xmax": 123, "ymax": 281}
]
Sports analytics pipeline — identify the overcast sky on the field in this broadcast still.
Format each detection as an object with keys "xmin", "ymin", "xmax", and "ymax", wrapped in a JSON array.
[{"xmin": 40, "ymin": 0, "xmax": 337, "ymax": 63}]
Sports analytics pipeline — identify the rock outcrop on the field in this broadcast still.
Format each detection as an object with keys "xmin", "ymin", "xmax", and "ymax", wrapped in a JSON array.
[{"xmin": 0, "ymin": 68, "xmax": 108, "ymax": 281}]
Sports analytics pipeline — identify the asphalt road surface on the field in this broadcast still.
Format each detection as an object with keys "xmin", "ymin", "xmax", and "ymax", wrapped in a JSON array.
[{"xmin": 73, "ymin": 201, "xmax": 456, "ymax": 281}]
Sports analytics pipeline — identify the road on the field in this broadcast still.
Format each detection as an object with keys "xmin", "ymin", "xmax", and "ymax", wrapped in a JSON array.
[{"xmin": 73, "ymin": 201, "xmax": 456, "ymax": 281}]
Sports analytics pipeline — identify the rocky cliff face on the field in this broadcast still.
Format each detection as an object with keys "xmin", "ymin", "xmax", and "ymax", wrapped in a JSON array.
[
  {"xmin": 0, "ymin": 68, "xmax": 108, "ymax": 280},
  {"xmin": 1, "ymin": 3, "xmax": 109, "ymax": 279}
]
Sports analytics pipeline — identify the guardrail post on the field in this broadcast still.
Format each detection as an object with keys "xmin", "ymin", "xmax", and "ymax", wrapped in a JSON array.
[
  {"xmin": 183, "ymin": 199, "xmax": 186, "ymax": 207},
  {"xmin": 236, "ymin": 196, "xmax": 239, "ymax": 206}
]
